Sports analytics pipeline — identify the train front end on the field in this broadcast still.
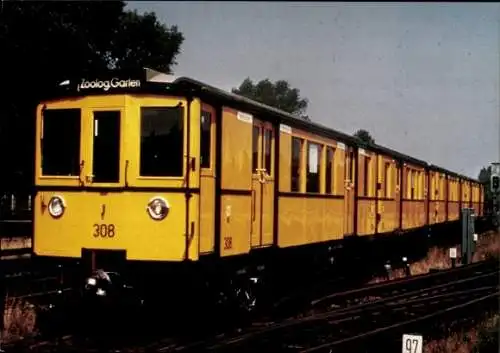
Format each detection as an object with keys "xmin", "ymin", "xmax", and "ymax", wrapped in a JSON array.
[{"xmin": 33, "ymin": 71, "xmax": 202, "ymax": 326}]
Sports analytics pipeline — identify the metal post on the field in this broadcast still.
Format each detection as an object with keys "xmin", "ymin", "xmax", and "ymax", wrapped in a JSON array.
[
  {"xmin": 491, "ymin": 163, "xmax": 500, "ymax": 233},
  {"xmin": 469, "ymin": 211, "xmax": 476, "ymax": 258},
  {"xmin": 402, "ymin": 257, "xmax": 411, "ymax": 277},
  {"xmin": 0, "ymin": 263, "xmax": 5, "ymax": 353},
  {"xmin": 449, "ymin": 247, "xmax": 457, "ymax": 268},
  {"xmin": 461, "ymin": 208, "xmax": 470, "ymax": 264},
  {"xmin": 384, "ymin": 262, "xmax": 392, "ymax": 280}
]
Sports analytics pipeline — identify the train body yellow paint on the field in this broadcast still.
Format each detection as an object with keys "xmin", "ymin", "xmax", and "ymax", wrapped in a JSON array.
[{"xmin": 33, "ymin": 68, "xmax": 485, "ymax": 275}]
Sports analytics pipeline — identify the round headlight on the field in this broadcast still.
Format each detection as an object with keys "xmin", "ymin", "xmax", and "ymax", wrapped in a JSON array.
[
  {"xmin": 48, "ymin": 195, "xmax": 65, "ymax": 218},
  {"xmin": 147, "ymin": 197, "xmax": 169, "ymax": 220}
]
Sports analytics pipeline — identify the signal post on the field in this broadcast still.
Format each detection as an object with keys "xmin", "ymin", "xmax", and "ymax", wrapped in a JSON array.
[{"xmin": 491, "ymin": 162, "xmax": 500, "ymax": 232}]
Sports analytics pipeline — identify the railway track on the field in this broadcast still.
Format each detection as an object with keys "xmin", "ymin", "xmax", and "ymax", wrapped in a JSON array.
[
  {"xmin": 4, "ymin": 260, "xmax": 498, "ymax": 352},
  {"xmin": 157, "ymin": 260, "xmax": 499, "ymax": 353}
]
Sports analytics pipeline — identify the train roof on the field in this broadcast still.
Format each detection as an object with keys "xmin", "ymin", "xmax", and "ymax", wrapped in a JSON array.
[
  {"xmin": 49, "ymin": 67, "xmax": 480, "ymax": 183},
  {"xmin": 175, "ymin": 76, "xmax": 430, "ymax": 167}
]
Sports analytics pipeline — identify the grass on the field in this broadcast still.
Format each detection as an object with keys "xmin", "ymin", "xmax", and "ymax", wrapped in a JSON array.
[
  {"xmin": 2, "ymin": 297, "xmax": 37, "ymax": 343},
  {"xmin": 368, "ymin": 229, "xmax": 500, "ymax": 284},
  {"xmin": 472, "ymin": 230, "xmax": 500, "ymax": 262},
  {"xmin": 424, "ymin": 314, "xmax": 499, "ymax": 353}
]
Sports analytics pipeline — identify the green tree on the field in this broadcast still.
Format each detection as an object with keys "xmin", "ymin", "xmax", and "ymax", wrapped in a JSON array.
[
  {"xmin": 478, "ymin": 166, "xmax": 493, "ymax": 212},
  {"xmin": 0, "ymin": 1, "xmax": 184, "ymax": 186},
  {"xmin": 232, "ymin": 78, "xmax": 310, "ymax": 120},
  {"xmin": 353, "ymin": 129, "xmax": 375, "ymax": 145}
]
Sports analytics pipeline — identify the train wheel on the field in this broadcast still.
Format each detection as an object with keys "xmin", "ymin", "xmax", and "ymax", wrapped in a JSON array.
[{"xmin": 232, "ymin": 276, "xmax": 260, "ymax": 314}]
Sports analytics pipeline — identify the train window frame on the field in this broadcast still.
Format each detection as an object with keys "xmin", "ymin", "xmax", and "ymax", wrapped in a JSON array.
[
  {"xmin": 306, "ymin": 141, "xmax": 321, "ymax": 193},
  {"xmin": 384, "ymin": 161, "xmax": 391, "ymax": 198},
  {"xmin": 263, "ymin": 127, "xmax": 273, "ymax": 176},
  {"xmin": 139, "ymin": 105, "xmax": 185, "ymax": 178},
  {"xmin": 325, "ymin": 146, "xmax": 335, "ymax": 194},
  {"xmin": 252, "ymin": 125, "xmax": 260, "ymax": 173},
  {"xmin": 363, "ymin": 155, "xmax": 371, "ymax": 197},
  {"xmin": 200, "ymin": 109, "xmax": 212, "ymax": 170},
  {"xmin": 413, "ymin": 170, "xmax": 416, "ymax": 200},
  {"xmin": 40, "ymin": 108, "xmax": 82, "ymax": 177},
  {"xmin": 291, "ymin": 136, "xmax": 303, "ymax": 192},
  {"xmin": 396, "ymin": 164, "xmax": 401, "ymax": 188}
]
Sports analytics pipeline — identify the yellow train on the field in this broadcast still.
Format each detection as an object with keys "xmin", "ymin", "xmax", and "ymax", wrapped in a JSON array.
[{"xmin": 33, "ymin": 68, "xmax": 485, "ymax": 314}]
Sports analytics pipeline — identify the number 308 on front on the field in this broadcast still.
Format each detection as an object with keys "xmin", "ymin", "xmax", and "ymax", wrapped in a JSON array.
[{"xmin": 93, "ymin": 223, "xmax": 116, "ymax": 238}]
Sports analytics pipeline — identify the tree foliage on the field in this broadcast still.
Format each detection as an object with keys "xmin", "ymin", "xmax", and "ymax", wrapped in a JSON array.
[
  {"xmin": 232, "ymin": 78, "xmax": 310, "ymax": 120},
  {"xmin": 478, "ymin": 165, "xmax": 493, "ymax": 209},
  {"xmin": 353, "ymin": 129, "xmax": 375, "ymax": 145},
  {"xmin": 0, "ymin": 1, "xmax": 184, "ymax": 185}
]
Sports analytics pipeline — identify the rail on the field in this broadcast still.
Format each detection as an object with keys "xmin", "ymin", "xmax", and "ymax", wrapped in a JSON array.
[{"xmin": 160, "ymin": 260, "xmax": 499, "ymax": 353}]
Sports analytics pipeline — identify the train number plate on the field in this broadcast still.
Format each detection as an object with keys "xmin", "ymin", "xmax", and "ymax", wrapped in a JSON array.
[{"xmin": 92, "ymin": 223, "xmax": 116, "ymax": 238}]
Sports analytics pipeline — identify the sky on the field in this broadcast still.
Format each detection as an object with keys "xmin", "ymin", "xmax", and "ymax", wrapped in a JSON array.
[{"xmin": 127, "ymin": 2, "xmax": 500, "ymax": 179}]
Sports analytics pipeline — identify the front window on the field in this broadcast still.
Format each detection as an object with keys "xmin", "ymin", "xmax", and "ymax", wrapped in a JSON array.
[
  {"xmin": 140, "ymin": 106, "xmax": 184, "ymax": 177},
  {"xmin": 41, "ymin": 108, "xmax": 81, "ymax": 176}
]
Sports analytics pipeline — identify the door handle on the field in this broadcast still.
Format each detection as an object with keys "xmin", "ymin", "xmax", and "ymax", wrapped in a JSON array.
[
  {"xmin": 251, "ymin": 189, "xmax": 256, "ymax": 221},
  {"xmin": 256, "ymin": 168, "xmax": 266, "ymax": 184},
  {"xmin": 79, "ymin": 160, "xmax": 85, "ymax": 186}
]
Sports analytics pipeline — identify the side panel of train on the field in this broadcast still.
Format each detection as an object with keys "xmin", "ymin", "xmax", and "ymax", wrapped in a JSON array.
[
  {"xmin": 356, "ymin": 149, "xmax": 400, "ymax": 235},
  {"xmin": 277, "ymin": 126, "xmax": 354, "ymax": 248},
  {"xmin": 401, "ymin": 163, "xmax": 428, "ymax": 231},
  {"xmin": 429, "ymin": 170, "xmax": 447, "ymax": 225},
  {"xmin": 210, "ymin": 102, "xmax": 488, "ymax": 259},
  {"xmin": 447, "ymin": 175, "xmax": 460, "ymax": 222}
]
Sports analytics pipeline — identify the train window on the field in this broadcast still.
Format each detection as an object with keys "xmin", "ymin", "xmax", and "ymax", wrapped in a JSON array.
[
  {"xmin": 307, "ymin": 142, "xmax": 321, "ymax": 193},
  {"xmin": 291, "ymin": 137, "xmax": 302, "ymax": 192},
  {"xmin": 350, "ymin": 151, "xmax": 355, "ymax": 181},
  {"xmin": 264, "ymin": 128, "xmax": 272, "ymax": 175},
  {"xmin": 407, "ymin": 169, "xmax": 412, "ymax": 199},
  {"xmin": 419, "ymin": 171, "xmax": 423, "ymax": 199},
  {"xmin": 41, "ymin": 108, "xmax": 81, "ymax": 176},
  {"xmin": 363, "ymin": 157, "xmax": 370, "ymax": 197},
  {"xmin": 200, "ymin": 110, "xmax": 211, "ymax": 169},
  {"xmin": 411, "ymin": 171, "xmax": 415, "ymax": 200},
  {"xmin": 92, "ymin": 111, "xmax": 121, "ymax": 183},
  {"xmin": 325, "ymin": 147, "xmax": 335, "ymax": 194},
  {"xmin": 252, "ymin": 126, "xmax": 260, "ymax": 172},
  {"xmin": 440, "ymin": 175, "xmax": 444, "ymax": 199},
  {"xmin": 384, "ymin": 162, "xmax": 391, "ymax": 198},
  {"xmin": 415, "ymin": 171, "xmax": 419, "ymax": 199},
  {"xmin": 140, "ymin": 106, "xmax": 184, "ymax": 177}
]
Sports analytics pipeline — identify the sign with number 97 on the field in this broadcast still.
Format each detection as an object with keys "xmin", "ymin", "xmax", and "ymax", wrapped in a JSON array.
[
  {"xmin": 93, "ymin": 223, "xmax": 116, "ymax": 238},
  {"xmin": 402, "ymin": 334, "xmax": 422, "ymax": 353}
]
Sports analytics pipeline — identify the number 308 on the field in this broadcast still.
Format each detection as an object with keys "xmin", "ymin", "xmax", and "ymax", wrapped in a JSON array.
[{"xmin": 93, "ymin": 224, "xmax": 116, "ymax": 238}]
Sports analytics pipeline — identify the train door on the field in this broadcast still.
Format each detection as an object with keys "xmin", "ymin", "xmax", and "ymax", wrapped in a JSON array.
[
  {"xmin": 89, "ymin": 109, "xmax": 122, "ymax": 185},
  {"xmin": 344, "ymin": 147, "xmax": 355, "ymax": 236},
  {"xmin": 377, "ymin": 158, "xmax": 390, "ymax": 234},
  {"xmin": 199, "ymin": 104, "xmax": 216, "ymax": 254},
  {"xmin": 251, "ymin": 119, "xmax": 275, "ymax": 248}
]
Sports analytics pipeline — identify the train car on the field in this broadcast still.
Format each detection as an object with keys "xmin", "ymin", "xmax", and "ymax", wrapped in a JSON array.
[{"xmin": 33, "ymin": 67, "xmax": 485, "ymax": 320}]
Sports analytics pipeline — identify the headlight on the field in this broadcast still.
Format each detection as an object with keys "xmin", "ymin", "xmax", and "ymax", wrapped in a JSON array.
[
  {"xmin": 146, "ymin": 196, "xmax": 169, "ymax": 220},
  {"xmin": 48, "ymin": 195, "xmax": 65, "ymax": 218}
]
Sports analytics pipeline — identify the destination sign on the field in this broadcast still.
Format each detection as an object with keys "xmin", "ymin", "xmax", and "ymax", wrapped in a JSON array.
[
  {"xmin": 51, "ymin": 68, "xmax": 177, "ymax": 96},
  {"xmin": 76, "ymin": 78, "xmax": 141, "ymax": 92}
]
